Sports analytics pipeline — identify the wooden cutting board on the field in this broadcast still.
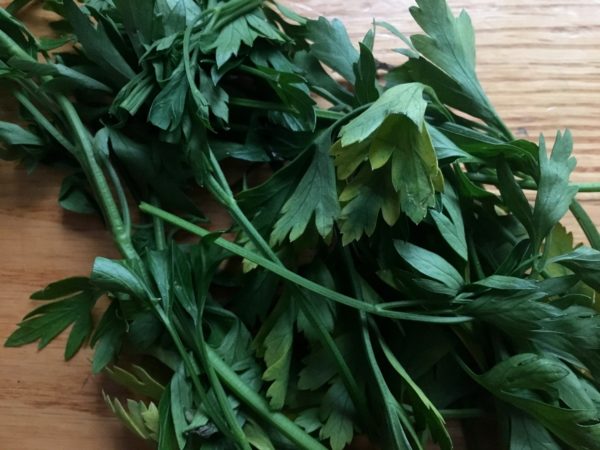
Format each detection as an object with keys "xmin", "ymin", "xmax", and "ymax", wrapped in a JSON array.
[{"xmin": 1, "ymin": 1, "xmax": 599, "ymax": 449}]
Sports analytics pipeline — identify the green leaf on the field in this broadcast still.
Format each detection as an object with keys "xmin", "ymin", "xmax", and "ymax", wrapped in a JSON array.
[
  {"xmin": 334, "ymin": 83, "xmax": 443, "ymax": 224},
  {"xmin": 533, "ymin": 131, "xmax": 578, "ymax": 250},
  {"xmin": 332, "ymin": 83, "xmax": 443, "ymax": 223},
  {"xmin": 258, "ymin": 67, "xmax": 316, "ymax": 132},
  {"xmin": 257, "ymin": 297, "xmax": 295, "ymax": 409},
  {"xmin": 431, "ymin": 186, "xmax": 467, "ymax": 260},
  {"xmin": 63, "ymin": 0, "xmax": 135, "ymax": 86},
  {"xmin": 158, "ymin": 386, "xmax": 179, "ymax": 450},
  {"xmin": 544, "ymin": 224, "xmax": 576, "ymax": 278},
  {"xmin": 0, "ymin": 121, "xmax": 43, "ymax": 146},
  {"xmin": 306, "ymin": 17, "xmax": 359, "ymax": 83},
  {"xmin": 59, "ymin": 171, "xmax": 99, "ymax": 215},
  {"xmin": 103, "ymin": 393, "xmax": 159, "ymax": 440},
  {"xmin": 148, "ymin": 64, "xmax": 188, "ymax": 132},
  {"xmin": 461, "ymin": 293, "xmax": 600, "ymax": 376},
  {"xmin": 9, "ymin": 57, "xmax": 112, "ymax": 93},
  {"xmin": 394, "ymin": 240, "xmax": 463, "ymax": 292},
  {"xmin": 409, "ymin": 0, "xmax": 504, "ymax": 132},
  {"xmin": 91, "ymin": 257, "xmax": 151, "ymax": 300},
  {"xmin": 244, "ymin": 420, "xmax": 276, "ymax": 450},
  {"xmin": 5, "ymin": 278, "xmax": 99, "ymax": 360},
  {"xmin": 271, "ymin": 130, "xmax": 340, "ymax": 244},
  {"xmin": 337, "ymin": 166, "xmax": 400, "ymax": 244},
  {"xmin": 339, "ymin": 83, "xmax": 428, "ymax": 146},
  {"xmin": 30, "ymin": 277, "xmax": 91, "ymax": 300},
  {"xmin": 379, "ymin": 337, "xmax": 451, "ymax": 450},
  {"xmin": 91, "ymin": 301, "xmax": 126, "ymax": 373},
  {"xmin": 549, "ymin": 247, "xmax": 600, "ymax": 291},
  {"xmin": 497, "ymin": 158, "xmax": 534, "ymax": 239},
  {"xmin": 466, "ymin": 354, "xmax": 600, "ymax": 450},
  {"xmin": 319, "ymin": 378, "xmax": 355, "ymax": 450},
  {"xmin": 509, "ymin": 410, "xmax": 562, "ymax": 450},
  {"xmin": 170, "ymin": 364, "xmax": 192, "ymax": 450},
  {"xmin": 105, "ymin": 364, "xmax": 165, "ymax": 402},
  {"xmin": 298, "ymin": 335, "xmax": 346, "ymax": 392},
  {"xmin": 353, "ymin": 39, "xmax": 379, "ymax": 105},
  {"xmin": 214, "ymin": 17, "xmax": 256, "ymax": 67}
]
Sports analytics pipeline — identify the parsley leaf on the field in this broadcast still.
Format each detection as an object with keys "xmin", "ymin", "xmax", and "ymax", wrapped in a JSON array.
[
  {"xmin": 271, "ymin": 130, "xmax": 340, "ymax": 244},
  {"xmin": 334, "ymin": 83, "xmax": 443, "ymax": 232},
  {"xmin": 305, "ymin": 17, "xmax": 359, "ymax": 84},
  {"xmin": 5, "ymin": 277, "xmax": 100, "ymax": 360},
  {"xmin": 409, "ymin": 0, "xmax": 508, "ymax": 136}
]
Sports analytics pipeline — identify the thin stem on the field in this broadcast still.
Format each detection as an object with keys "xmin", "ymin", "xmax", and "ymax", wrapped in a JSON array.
[
  {"xmin": 228, "ymin": 97, "xmax": 346, "ymax": 120},
  {"xmin": 0, "ymin": 28, "xmax": 136, "ymax": 259},
  {"xmin": 206, "ymin": 347, "xmax": 327, "ymax": 450},
  {"xmin": 205, "ymin": 161, "xmax": 368, "ymax": 417},
  {"xmin": 139, "ymin": 202, "xmax": 473, "ymax": 324},
  {"xmin": 14, "ymin": 91, "xmax": 75, "ymax": 153},
  {"xmin": 570, "ymin": 199, "xmax": 600, "ymax": 250},
  {"xmin": 104, "ymin": 159, "xmax": 131, "ymax": 236},
  {"xmin": 57, "ymin": 97, "xmax": 137, "ymax": 260},
  {"xmin": 309, "ymin": 85, "xmax": 347, "ymax": 109},
  {"xmin": 467, "ymin": 173, "xmax": 600, "ymax": 193},
  {"xmin": 467, "ymin": 233, "xmax": 485, "ymax": 281},
  {"xmin": 341, "ymin": 248, "xmax": 412, "ymax": 448},
  {"xmin": 156, "ymin": 309, "xmax": 233, "ymax": 439},
  {"xmin": 151, "ymin": 197, "xmax": 167, "ymax": 251},
  {"xmin": 175, "ymin": 315, "xmax": 251, "ymax": 450}
]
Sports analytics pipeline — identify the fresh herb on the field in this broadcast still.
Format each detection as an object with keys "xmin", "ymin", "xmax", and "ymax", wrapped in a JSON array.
[{"xmin": 2, "ymin": 0, "xmax": 600, "ymax": 449}]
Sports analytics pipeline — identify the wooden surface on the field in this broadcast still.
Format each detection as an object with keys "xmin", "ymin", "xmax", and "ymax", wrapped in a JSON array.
[{"xmin": 1, "ymin": 1, "xmax": 599, "ymax": 449}]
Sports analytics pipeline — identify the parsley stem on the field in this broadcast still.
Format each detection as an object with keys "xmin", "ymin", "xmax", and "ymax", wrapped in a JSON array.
[
  {"xmin": 139, "ymin": 202, "xmax": 473, "ymax": 323},
  {"xmin": 205, "ymin": 168, "xmax": 369, "ymax": 413},
  {"xmin": 227, "ymin": 97, "xmax": 346, "ymax": 120},
  {"xmin": 150, "ymin": 197, "xmax": 167, "ymax": 251},
  {"xmin": 156, "ymin": 309, "xmax": 236, "ymax": 441},
  {"xmin": 466, "ymin": 173, "xmax": 600, "ymax": 193},
  {"xmin": 205, "ymin": 347, "xmax": 327, "ymax": 450},
  {"xmin": 103, "ymin": 158, "xmax": 131, "ymax": 236},
  {"xmin": 342, "ymin": 249, "xmax": 413, "ymax": 448},
  {"xmin": 174, "ymin": 315, "xmax": 252, "ymax": 450},
  {"xmin": 57, "ymin": 97, "xmax": 137, "ymax": 261},
  {"xmin": 0, "ymin": 27, "xmax": 136, "ymax": 260},
  {"xmin": 14, "ymin": 91, "xmax": 75, "ymax": 153},
  {"xmin": 570, "ymin": 199, "xmax": 600, "ymax": 250}
]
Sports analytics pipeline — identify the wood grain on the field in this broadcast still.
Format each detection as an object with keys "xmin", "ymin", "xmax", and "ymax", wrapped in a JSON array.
[{"xmin": 1, "ymin": 1, "xmax": 599, "ymax": 449}]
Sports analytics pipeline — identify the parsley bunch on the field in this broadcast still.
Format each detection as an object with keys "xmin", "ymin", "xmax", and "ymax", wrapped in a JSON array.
[{"xmin": 3, "ymin": 0, "xmax": 600, "ymax": 449}]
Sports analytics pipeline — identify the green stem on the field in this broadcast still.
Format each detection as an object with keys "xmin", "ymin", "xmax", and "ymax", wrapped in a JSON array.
[
  {"xmin": 139, "ymin": 202, "xmax": 472, "ymax": 323},
  {"xmin": 175, "ymin": 315, "xmax": 251, "ymax": 450},
  {"xmin": 14, "ymin": 91, "xmax": 75, "ymax": 153},
  {"xmin": 466, "ymin": 173, "xmax": 600, "ymax": 193},
  {"xmin": 57, "ymin": 98, "xmax": 137, "ymax": 260},
  {"xmin": 467, "ymin": 233, "xmax": 485, "ymax": 281},
  {"xmin": 151, "ymin": 197, "xmax": 167, "ymax": 251},
  {"xmin": 104, "ymin": 159, "xmax": 131, "ymax": 236},
  {"xmin": 157, "ymin": 310, "xmax": 234, "ymax": 439},
  {"xmin": 228, "ymin": 96, "xmax": 346, "ymax": 120},
  {"xmin": 206, "ymin": 347, "xmax": 327, "ymax": 450},
  {"xmin": 205, "ymin": 168, "xmax": 368, "ymax": 418},
  {"xmin": 341, "ymin": 249, "xmax": 412, "ymax": 449},
  {"xmin": 0, "ymin": 28, "xmax": 135, "ymax": 259},
  {"xmin": 309, "ymin": 85, "xmax": 348, "ymax": 109},
  {"xmin": 570, "ymin": 199, "xmax": 600, "ymax": 250}
]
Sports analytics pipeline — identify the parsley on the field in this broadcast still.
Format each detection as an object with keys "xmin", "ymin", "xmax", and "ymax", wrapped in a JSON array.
[{"xmin": 2, "ymin": 0, "xmax": 600, "ymax": 449}]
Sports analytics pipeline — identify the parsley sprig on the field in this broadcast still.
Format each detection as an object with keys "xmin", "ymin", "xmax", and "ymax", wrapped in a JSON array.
[{"xmin": 3, "ymin": 0, "xmax": 600, "ymax": 449}]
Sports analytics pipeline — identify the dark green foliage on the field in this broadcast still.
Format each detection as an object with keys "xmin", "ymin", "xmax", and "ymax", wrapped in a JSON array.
[{"xmin": 2, "ymin": 1, "xmax": 600, "ymax": 449}]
